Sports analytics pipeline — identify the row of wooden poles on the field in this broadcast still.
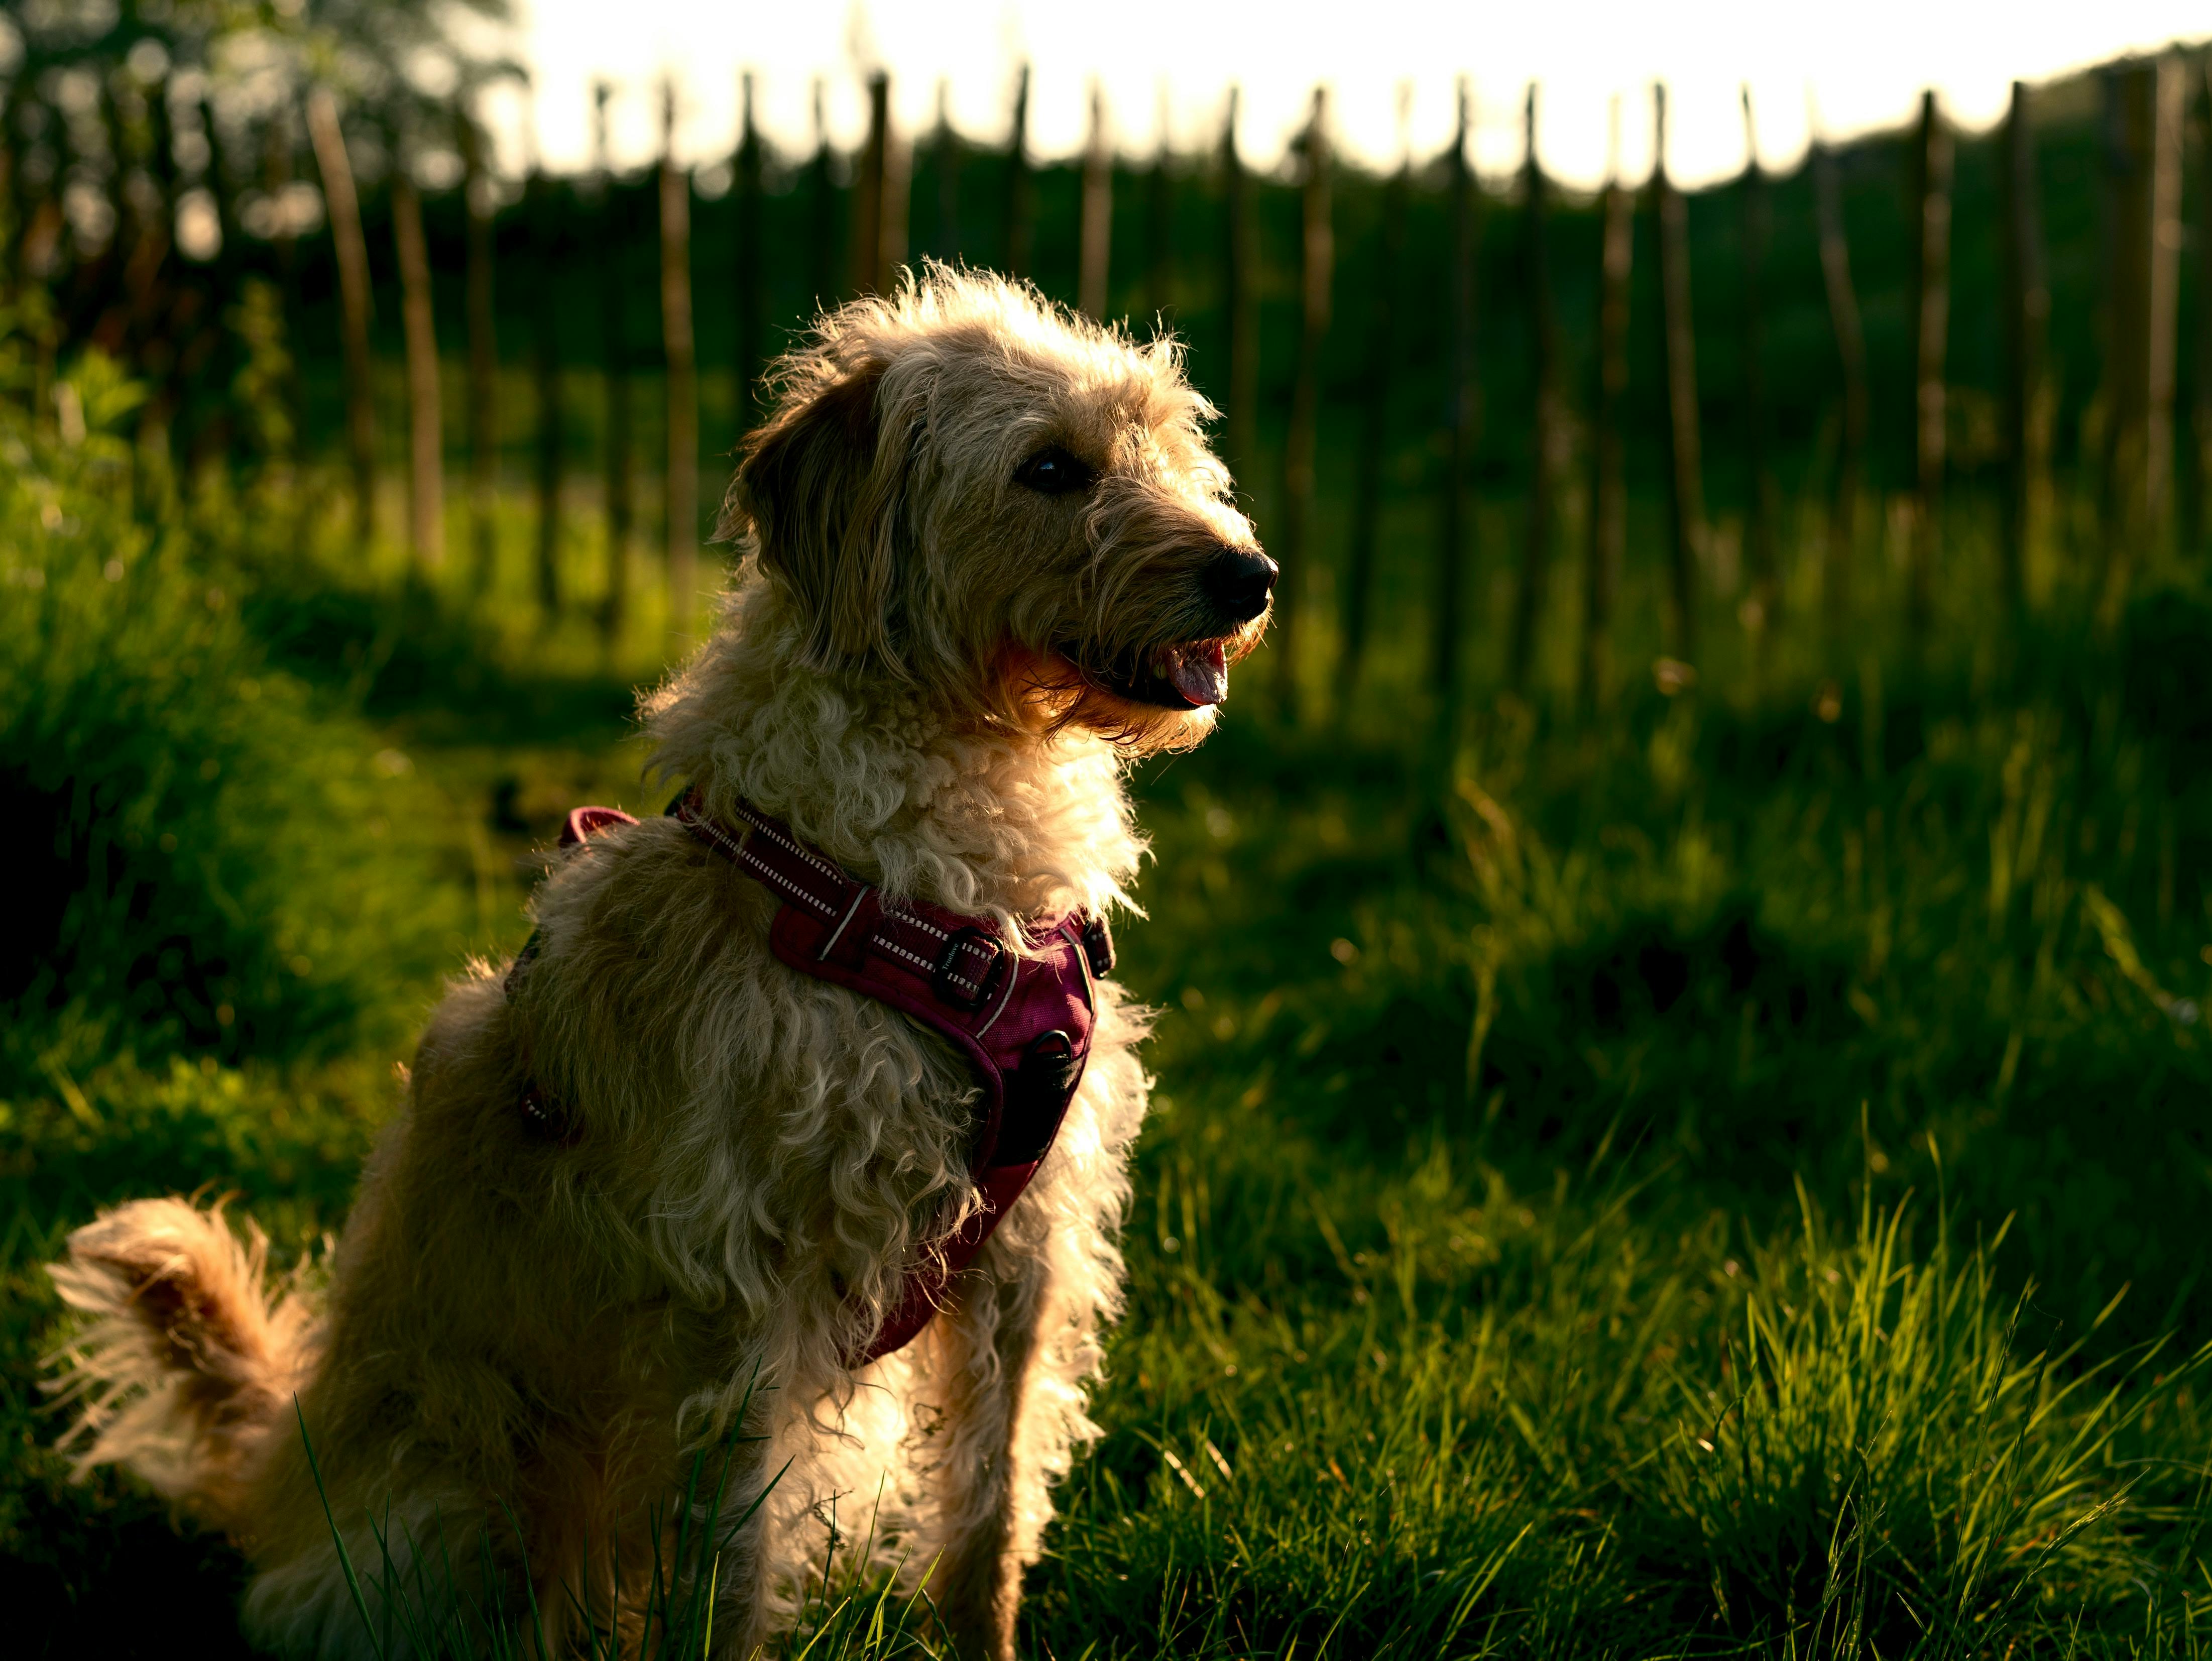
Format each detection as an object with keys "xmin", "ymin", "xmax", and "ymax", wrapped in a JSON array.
[{"xmin": 15, "ymin": 53, "xmax": 2212, "ymax": 695}]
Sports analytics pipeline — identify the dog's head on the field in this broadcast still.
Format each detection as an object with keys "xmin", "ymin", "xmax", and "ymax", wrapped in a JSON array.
[{"xmin": 719, "ymin": 265, "xmax": 1273, "ymax": 750}]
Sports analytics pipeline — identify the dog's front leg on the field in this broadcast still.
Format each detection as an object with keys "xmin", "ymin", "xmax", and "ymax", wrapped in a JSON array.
[{"xmin": 917, "ymin": 1230, "xmax": 1063, "ymax": 1661}]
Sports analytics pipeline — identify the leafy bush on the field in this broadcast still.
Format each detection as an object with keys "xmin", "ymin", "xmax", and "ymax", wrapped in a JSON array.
[{"xmin": 0, "ymin": 352, "xmax": 457, "ymax": 1092}]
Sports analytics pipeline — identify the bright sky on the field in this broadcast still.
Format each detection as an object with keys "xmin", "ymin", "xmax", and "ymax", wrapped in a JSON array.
[{"xmin": 487, "ymin": 1, "xmax": 2210, "ymax": 191}]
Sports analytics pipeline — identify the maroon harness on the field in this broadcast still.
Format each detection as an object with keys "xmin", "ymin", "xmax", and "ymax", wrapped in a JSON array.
[{"xmin": 521, "ymin": 795, "xmax": 1112, "ymax": 1365}]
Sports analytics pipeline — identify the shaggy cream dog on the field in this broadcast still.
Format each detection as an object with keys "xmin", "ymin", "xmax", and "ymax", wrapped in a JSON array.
[{"xmin": 47, "ymin": 266, "xmax": 1275, "ymax": 1659}]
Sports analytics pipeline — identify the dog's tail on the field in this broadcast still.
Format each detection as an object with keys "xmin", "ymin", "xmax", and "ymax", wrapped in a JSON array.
[{"xmin": 46, "ymin": 1198, "xmax": 319, "ymax": 1527}]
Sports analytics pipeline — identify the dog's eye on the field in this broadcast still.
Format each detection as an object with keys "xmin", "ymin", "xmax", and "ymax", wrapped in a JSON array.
[{"xmin": 1013, "ymin": 446, "xmax": 1094, "ymax": 496}]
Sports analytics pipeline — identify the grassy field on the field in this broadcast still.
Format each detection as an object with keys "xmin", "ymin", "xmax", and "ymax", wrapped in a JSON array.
[{"xmin": 6, "ymin": 347, "xmax": 2212, "ymax": 1659}]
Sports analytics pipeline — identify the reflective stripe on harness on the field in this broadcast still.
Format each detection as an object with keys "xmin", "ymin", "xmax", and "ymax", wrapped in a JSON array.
[{"xmin": 511, "ymin": 793, "xmax": 1115, "ymax": 1366}]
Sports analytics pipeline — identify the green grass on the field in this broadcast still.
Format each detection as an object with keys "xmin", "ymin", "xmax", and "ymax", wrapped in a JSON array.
[{"xmin": 5, "ymin": 348, "xmax": 2212, "ymax": 1658}]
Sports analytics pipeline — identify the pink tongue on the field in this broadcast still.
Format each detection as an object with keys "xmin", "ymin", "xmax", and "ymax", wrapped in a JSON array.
[{"xmin": 1166, "ymin": 641, "xmax": 1229, "ymax": 707}]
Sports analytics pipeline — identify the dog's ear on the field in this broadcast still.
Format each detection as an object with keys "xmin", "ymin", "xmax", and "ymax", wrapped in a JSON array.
[{"xmin": 722, "ymin": 358, "xmax": 909, "ymax": 676}]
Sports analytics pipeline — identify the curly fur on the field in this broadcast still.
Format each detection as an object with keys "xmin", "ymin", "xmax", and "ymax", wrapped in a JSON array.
[{"xmin": 46, "ymin": 266, "xmax": 1268, "ymax": 1659}]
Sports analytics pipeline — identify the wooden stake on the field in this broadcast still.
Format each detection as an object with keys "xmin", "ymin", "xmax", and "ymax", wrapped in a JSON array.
[
  {"xmin": 1341, "ymin": 87, "xmax": 1410, "ymax": 710},
  {"xmin": 1147, "ymin": 85, "xmax": 1174, "ymax": 316},
  {"xmin": 735, "ymin": 71, "xmax": 762, "ymax": 431},
  {"xmin": 260, "ymin": 107, "xmax": 294, "ymax": 280},
  {"xmin": 305, "ymin": 87, "xmax": 375, "ymax": 547},
  {"xmin": 2000, "ymin": 79, "xmax": 2048, "ymax": 615},
  {"xmin": 1005, "ymin": 66, "xmax": 1032, "ymax": 281},
  {"xmin": 136, "ymin": 73, "xmax": 183, "ymax": 485},
  {"xmin": 808, "ymin": 80, "xmax": 835, "ymax": 307},
  {"xmin": 0, "ymin": 93, "xmax": 38, "ymax": 303},
  {"xmin": 1812, "ymin": 131, "xmax": 1867, "ymax": 642},
  {"xmin": 2099, "ymin": 66, "xmax": 2126, "ymax": 520},
  {"xmin": 2191, "ymin": 62, "xmax": 2212, "ymax": 556},
  {"xmin": 661, "ymin": 79, "xmax": 699, "ymax": 644},
  {"xmin": 95, "ymin": 75, "xmax": 159, "ymax": 356},
  {"xmin": 459, "ymin": 99, "xmax": 499, "ymax": 592},
  {"xmin": 853, "ymin": 73, "xmax": 886, "ymax": 294},
  {"xmin": 595, "ymin": 82, "xmax": 632, "ymax": 645},
  {"xmin": 1276, "ymin": 87, "xmax": 1331, "ymax": 716},
  {"xmin": 1509, "ymin": 84, "xmax": 1560, "ymax": 694},
  {"xmin": 0, "ymin": 100, "xmax": 16, "ymax": 299},
  {"xmin": 1653, "ymin": 82, "xmax": 1705, "ymax": 661},
  {"xmin": 1908, "ymin": 90, "xmax": 1951, "ymax": 645},
  {"xmin": 528, "ymin": 165, "xmax": 562, "ymax": 617},
  {"xmin": 146, "ymin": 74, "xmax": 181, "ymax": 316},
  {"xmin": 77, "ymin": 84, "xmax": 125, "ymax": 358},
  {"xmin": 1582, "ymin": 95, "xmax": 1632, "ymax": 714},
  {"xmin": 850, "ymin": 72, "xmax": 907, "ymax": 295},
  {"xmin": 196, "ymin": 86, "xmax": 242, "ymax": 288},
  {"xmin": 2149, "ymin": 59, "xmax": 2185, "ymax": 537},
  {"xmin": 2101, "ymin": 60, "xmax": 2182, "ymax": 610},
  {"xmin": 173, "ymin": 83, "xmax": 231, "ymax": 472},
  {"xmin": 1434, "ymin": 79, "xmax": 1480, "ymax": 709},
  {"xmin": 16, "ymin": 168, "xmax": 60, "ymax": 424},
  {"xmin": 390, "ymin": 165, "xmax": 443, "ymax": 570},
  {"xmin": 1738, "ymin": 87, "xmax": 1776, "ymax": 662},
  {"xmin": 880, "ymin": 90, "xmax": 909, "ymax": 288},
  {"xmin": 1221, "ymin": 87, "xmax": 1255, "ymax": 477},
  {"xmin": 933, "ymin": 79, "xmax": 960, "ymax": 256},
  {"xmin": 261, "ymin": 105, "xmax": 307, "ymax": 464},
  {"xmin": 1079, "ymin": 83, "xmax": 1112, "ymax": 319}
]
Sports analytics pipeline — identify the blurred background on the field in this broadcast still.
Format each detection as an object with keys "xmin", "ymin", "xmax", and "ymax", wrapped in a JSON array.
[
  {"xmin": 8, "ymin": 2, "xmax": 2212, "ymax": 1657},
  {"xmin": 7, "ymin": 0, "xmax": 2212, "ymax": 693}
]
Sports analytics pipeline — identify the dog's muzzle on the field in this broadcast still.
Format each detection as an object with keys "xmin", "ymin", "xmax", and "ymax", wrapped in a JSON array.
[{"xmin": 1072, "ymin": 544, "xmax": 1276, "ymax": 712}]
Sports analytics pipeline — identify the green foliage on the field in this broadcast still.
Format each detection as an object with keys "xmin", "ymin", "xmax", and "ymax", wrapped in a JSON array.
[
  {"xmin": 1034, "ymin": 626, "xmax": 2212, "ymax": 1656},
  {"xmin": 4, "ymin": 403, "xmax": 2210, "ymax": 1653},
  {"xmin": 0, "ymin": 352, "xmax": 460, "ymax": 1093},
  {"xmin": 0, "ymin": 1055, "xmax": 384, "ymax": 1655},
  {"xmin": 228, "ymin": 281, "xmax": 300, "ymax": 469},
  {"xmin": 1042, "ymin": 1165, "xmax": 2212, "ymax": 1657},
  {"xmin": 1638, "ymin": 1198, "xmax": 2202, "ymax": 1656}
]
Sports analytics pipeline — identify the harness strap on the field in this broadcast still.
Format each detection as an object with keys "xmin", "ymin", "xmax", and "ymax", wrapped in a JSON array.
[
  {"xmin": 512, "ymin": 791, "xmax": 1114, "ymax": 1365},
  {"xmin": 673, "ymin": 794, "xmax": 1015, "ymax": 1020}
]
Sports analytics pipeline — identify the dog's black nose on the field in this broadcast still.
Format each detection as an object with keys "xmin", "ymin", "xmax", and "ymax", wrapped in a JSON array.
[{"xmin": 1203, "ymin": 547, "xmax": 1278, "ymax": 625}]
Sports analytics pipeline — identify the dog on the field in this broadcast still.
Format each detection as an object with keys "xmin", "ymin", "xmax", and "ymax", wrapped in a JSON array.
[{"xmin": 47, "ymin": 266, "xmax": 1275, "ymax": 1659}]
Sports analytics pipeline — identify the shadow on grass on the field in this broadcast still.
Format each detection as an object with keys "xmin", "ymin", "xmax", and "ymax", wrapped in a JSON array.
[
  {"xmin": 237, "ymin": 574, "xmax": 641, "ymax": 749},
  {"xmin": 0, "ymin": 1471, "xmax": 260, "ymax": 1660}
]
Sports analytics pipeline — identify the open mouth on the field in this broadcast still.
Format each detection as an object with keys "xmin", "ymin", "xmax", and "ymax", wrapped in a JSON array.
[{"xmin": 1086, "ymin": 639, "xmax": 1233, "ymax": 710}]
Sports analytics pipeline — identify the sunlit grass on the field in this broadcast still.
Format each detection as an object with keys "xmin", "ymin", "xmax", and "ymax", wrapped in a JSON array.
[{"xmin": 6, "ymin": 348, "xmax": 2212, "ymax": 1655}]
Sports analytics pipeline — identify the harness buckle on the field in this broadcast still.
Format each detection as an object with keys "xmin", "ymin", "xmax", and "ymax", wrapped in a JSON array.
[
  {"xmin": 934, "ymin": 927, "xmax": 1008, "ymax": 1013},
  {"xmin": 1079, "ymin": 913, "xmax": 1116, "ymax": 978}
]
